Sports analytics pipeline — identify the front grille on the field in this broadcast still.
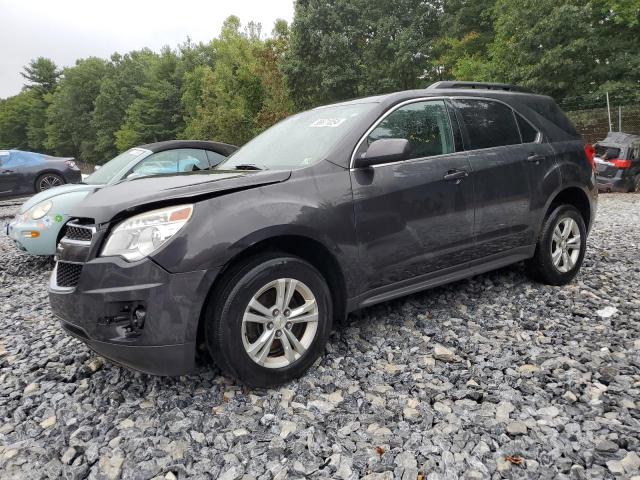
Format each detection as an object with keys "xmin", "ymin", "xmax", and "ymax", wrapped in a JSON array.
[
  {"xmin": 62, "ymin": 225, "xmax": 93, "ymax": 242},
  {"xmin": 56, "ymin": 262, "xmax": 83, "ymax": 288}
]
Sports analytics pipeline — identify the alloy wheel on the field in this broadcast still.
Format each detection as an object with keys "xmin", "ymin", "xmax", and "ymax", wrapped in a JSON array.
[
  {"xmin": 39, "ymin": 175, "xmax": 63, "ymax": 191},
  {"xmin": 551, "ymin": 217, "xmax": 581, "ymax": 273},
  {"xmin": 241, "ymin": 278, "xmax": 319, "ymax": 368}
]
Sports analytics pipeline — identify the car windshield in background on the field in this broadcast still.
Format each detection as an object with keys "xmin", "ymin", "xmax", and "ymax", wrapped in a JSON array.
[
  {"xmin": 84, "ymin": 148, "xmax": 150, "ymax": 185},
  {"xmin": 218, "ymin": 103, "xmax": 377, "ymax": 170}
]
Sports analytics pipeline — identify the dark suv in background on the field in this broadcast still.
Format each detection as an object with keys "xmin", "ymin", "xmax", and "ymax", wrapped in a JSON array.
[
  {"xmin": 50, "ymin": 81, "xmax": 597, "ymax": 386},
  {"xmin": 594, "ymin": 131, "xmax": 640, "ymax": 192}
]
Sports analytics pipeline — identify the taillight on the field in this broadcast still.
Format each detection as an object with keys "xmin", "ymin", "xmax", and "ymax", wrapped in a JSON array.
[
  {"xmin": 610, "ymin": 159, "xmax": 631, "ymax": 169},
  {"xmin": 584, "ymin": 144, "xmax": 596, "ymax": 171}
]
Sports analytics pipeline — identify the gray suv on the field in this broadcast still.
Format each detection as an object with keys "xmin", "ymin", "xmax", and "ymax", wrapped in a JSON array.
[{"xmin": 49, "ymin": 81, "xmax": 597, "ymax": 386}]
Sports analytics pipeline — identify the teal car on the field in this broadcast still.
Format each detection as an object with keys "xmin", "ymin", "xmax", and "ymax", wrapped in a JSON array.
[{"xmin": 6, "ymin": 140, "xmax": 236, "ymax": 255}]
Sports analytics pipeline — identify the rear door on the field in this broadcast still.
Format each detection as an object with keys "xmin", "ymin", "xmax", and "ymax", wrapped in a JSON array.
[
  {"xmin": 450, "ymin": 98, "xmax": 550, "ymax": 258},
  {"xmin": 351, "ymin": 99, "xmax": 475, "ymax": 291}
]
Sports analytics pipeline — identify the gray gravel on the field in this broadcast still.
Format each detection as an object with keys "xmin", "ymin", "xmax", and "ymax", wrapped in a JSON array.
[{"xmin": 1, "ymin": 194, "xmax": 639, "ymax": 480}]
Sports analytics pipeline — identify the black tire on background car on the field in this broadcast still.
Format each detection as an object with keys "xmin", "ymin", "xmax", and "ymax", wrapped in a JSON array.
[
  {"xmin": 525, "ymin": 205, "xmax": 587, "ymax": 286},
  {"xmin": 36, "ymin": 173, "xmax": 65, "ymax": 192},
  {"xmin": 205, "ymin": 253, "xmax": 333, "ymax": 387},
  {"xmin": 631, "ymin": 174, "xmax": 640, "ymax": 193}
]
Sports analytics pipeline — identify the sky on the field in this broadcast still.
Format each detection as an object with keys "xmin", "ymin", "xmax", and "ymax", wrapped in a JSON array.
[{"xmin": 0, "ymin": 0, "xmax": 294, "ymax": 98}]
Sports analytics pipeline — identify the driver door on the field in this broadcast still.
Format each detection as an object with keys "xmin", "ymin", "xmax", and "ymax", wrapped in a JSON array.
[
  {"xmin": 351, "ymin": 99, "xmax": 475, "ymax": 291},
  {"xmin": 0, "ymin": 151, "xmax": 20, "ymax": 196}
]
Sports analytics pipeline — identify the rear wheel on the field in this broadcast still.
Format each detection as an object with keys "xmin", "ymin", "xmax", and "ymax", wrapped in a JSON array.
[
  {"xmin": 205, "ymin": 254, "xmax": 332, "ymax": 387},
  {"xmin": 525, "ymin": 205, "xmax": 587, "ymax": 285},
  {"xmin": 36, "ymin": 173, "xmax": 64, "ymax": 192},
  {"xmin": 631, "ymin": 174, "xmax": 640, "ymax": 193}
]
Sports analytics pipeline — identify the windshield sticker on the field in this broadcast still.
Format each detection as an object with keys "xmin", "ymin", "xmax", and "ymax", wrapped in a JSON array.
[{"xmin": 310, "ymin": 118, "xmax": 346, "ymax": 128}]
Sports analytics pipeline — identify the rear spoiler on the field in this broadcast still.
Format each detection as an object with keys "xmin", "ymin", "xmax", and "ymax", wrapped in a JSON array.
[{"xmin": 428, "ymin": 81, "xmax": 533, "ymax": 93}]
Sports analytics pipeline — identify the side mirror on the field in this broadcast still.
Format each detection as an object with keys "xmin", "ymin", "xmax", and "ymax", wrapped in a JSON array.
[
  {"xmin": 354, "ymin": 138, "xmax": 410, "ymax": 168},
  {"xmin": 94, "ymin": 165, "xmax": 101, "ymax": 171}
]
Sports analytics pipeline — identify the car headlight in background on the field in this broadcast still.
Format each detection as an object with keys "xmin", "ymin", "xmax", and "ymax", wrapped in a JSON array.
[
  {"xmin": 100, "ymin": 204, "xmax": 193, "ymax": 261},
  {"xmin": 30, "ymin": 200, "xmax": 53, "ymax": 220},
  {"xmin": 65, "ymin": 160, "xmax": 79, "ymax": 169}
]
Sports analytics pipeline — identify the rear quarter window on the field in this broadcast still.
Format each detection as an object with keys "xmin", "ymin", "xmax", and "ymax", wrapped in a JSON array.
[{"xmin": 520, "ymin": 97, "xmax": 580, "ymax": 140}]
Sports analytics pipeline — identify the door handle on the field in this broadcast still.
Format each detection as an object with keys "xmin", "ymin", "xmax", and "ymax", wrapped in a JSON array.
[
  {"xmin": 1, "ymin": 169, "xmax": 14, "ymax": 174},
  {"xmin": 443, "ymin": 169, "xmax": 468, "ymax": 182},
  {"xmin": 526, "ymin": 154, "xmax": 545, "ymax": 163}
]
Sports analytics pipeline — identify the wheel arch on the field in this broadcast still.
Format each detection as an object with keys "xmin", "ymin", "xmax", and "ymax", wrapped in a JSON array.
[
  {"xmin": 543, "ymin": 185, "xmax": 594, "ymax": 232},
  {"xmin": 196, "ymin": 232, "xmax": 349, "ymax": 352}
]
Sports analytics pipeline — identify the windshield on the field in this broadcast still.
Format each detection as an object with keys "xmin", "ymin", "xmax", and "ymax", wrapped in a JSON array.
[
  {"xmin": 84, "ymin": 148, "xmax": 150, "ymax": 185},
  {"xmin": 218, "ymin": 103, "xmax": 377, "ymax": 170}
]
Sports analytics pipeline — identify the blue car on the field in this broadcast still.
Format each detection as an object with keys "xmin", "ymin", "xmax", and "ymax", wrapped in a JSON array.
[
  {"xmin": 6, "ymin": 140, "xmax": 236, "ymax": 255},
  {"xmin": 0, "ymin": 149, "xmax": 81, "ymax": 197}
]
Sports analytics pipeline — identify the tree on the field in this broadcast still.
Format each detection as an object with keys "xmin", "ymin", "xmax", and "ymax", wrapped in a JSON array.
[
  {"xmin": 0, "ymin": 92, "xmax": 34, "ymax": 149},
  {"xmin": 92, "ymin": 50, "xmax": 155, "ymax": 161},
  {"xmin": 486, "ymin": 0, "xmax": 640, "ymax": 100},
  {"xmin": 284, "ymin": 0, "xmax": 442, "ymax": 109},
  {"xmin": 115, "ymin": 48, "xmax": 184, "ymax": 150},
  {"xmin": 46, "ymin": 57, "xmax": 108, "ymax": 162},
  {"xmin": 183, "ymin": 16, "xmax": 293, "ymax": 145},
  {"xmin": 21, "ymin": 57, "xmax": 60, "ymax": 94}
]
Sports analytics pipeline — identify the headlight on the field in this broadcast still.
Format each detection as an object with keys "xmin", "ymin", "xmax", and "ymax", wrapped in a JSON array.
[
  {"xmin": 30, "ymin": 200, "xmax": 53, "ymax": 220},
  {"xmin": 101, "ymin": 204, "xmax": 193, "ymax": 261}
]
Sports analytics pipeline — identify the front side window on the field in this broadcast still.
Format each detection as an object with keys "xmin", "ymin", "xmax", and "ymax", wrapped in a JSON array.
[
  {"xmin": 452, "ymin": 99, "xmax": 521, "ymax": 150},
  {"xmin": 131, "ymin": 149, "xmax": 209, "ymax": 177},
  {"xmin": 367, "ymin": 100, "xmax": 455, "ymax": 160}
]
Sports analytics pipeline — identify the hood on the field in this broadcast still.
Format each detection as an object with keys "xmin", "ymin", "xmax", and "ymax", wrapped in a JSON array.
[
  {"xmin": 69, "ymin": 169, "xmax": 292, "ymax": 223},
  {"xmin": 19, "ymin": 183, "xmax": 101, "ymax": 213}
]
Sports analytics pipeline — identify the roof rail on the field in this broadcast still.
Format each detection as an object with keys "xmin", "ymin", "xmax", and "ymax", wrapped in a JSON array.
[{"xmin": 428, "ymin": 81, "xmax": 532, "ymax": 93}]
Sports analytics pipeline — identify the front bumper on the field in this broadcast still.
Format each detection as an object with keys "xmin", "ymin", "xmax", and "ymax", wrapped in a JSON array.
[
  {"xmin": 6, "ymin": 214, "xmax": 64, "ymax": 255},
  {"xmin": 49, "ymin": 256, "xmax": 218, "ymax": 376}
]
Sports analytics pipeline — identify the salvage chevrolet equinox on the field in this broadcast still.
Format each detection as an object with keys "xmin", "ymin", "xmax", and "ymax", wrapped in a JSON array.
[{"xmin": 50, "ymin": 81, "xmax": 597, "ymax": 387}]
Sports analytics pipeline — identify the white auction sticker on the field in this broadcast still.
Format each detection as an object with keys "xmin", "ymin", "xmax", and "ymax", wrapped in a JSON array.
[{"xmin": 310, "ymin": 118, "xmax": 346, "ymax": 128}]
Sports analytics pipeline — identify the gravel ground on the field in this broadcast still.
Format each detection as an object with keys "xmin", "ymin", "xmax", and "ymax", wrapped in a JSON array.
[{"xmin": 0, "ymin": 194, "xmax": 639, "ymax": 480}]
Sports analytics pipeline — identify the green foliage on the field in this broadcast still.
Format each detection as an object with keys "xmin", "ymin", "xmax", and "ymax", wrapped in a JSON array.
[
  {"xmin": 115, "ymin": 48, "xmax": 185, "ymax": 151},
  {"xmin": 21, "ymin": 57, "xmax": 61, "ymax": 94},
  {"xmin": 183, "ymin": 17, "xmax": 293, "ymax": 145},
  {"xmin": 46, "ymin": 57, "xmax": 108, "ymax": 162},
  {"xmin": 92, "ymin": 50, "xmax": 155, "ymax": 161},
  {"xmin": 284, "ymin": 0, "xmax": 442, "ymax": 109}
]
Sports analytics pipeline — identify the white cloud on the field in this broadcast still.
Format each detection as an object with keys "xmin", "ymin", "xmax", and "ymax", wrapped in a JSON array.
[{"xmin": 0, "ymin": 0, "xmax": 294, "ymax": 97}]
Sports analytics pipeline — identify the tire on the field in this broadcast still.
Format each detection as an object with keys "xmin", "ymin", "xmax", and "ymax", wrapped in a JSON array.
[
  {"xmin": 36, "ymin": 173, "xmax": 65, "ymax": 192},
  {"xmin": 631, "ymin": 174, "xmax": 640, "ymax": 193},
  {"xmin": 204, "ymin": 253, "xmax": 333, "ymax": 387},
  {"xmin": 525, "ymin": 205, "xmax": 587, "ymax": 286}
]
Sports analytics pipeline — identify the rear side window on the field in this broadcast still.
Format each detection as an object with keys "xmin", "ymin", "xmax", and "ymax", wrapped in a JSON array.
[
  {"xmin": 367, "ymin": 100, "xmax": 455, "ymax": 160},
  {"xmin": 520, "ymin": 97, "xmax": 580, "ymax": 140},
  {"xmin": 451, "ymin": 99, "xmax": 521, "ymax": 150},
  {"xmin": 516, "ymin": 114, "xmax": 539, "ymax": 143}
]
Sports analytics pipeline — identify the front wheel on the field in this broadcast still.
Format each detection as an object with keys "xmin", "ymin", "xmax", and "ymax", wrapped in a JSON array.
[
  {"xmin": 525, "ymin": 205, "xmax": 587, "ymax": 285},
  {"xmin": 205, "ymin": 254, "xmax": 333, "ymax": 387}
]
